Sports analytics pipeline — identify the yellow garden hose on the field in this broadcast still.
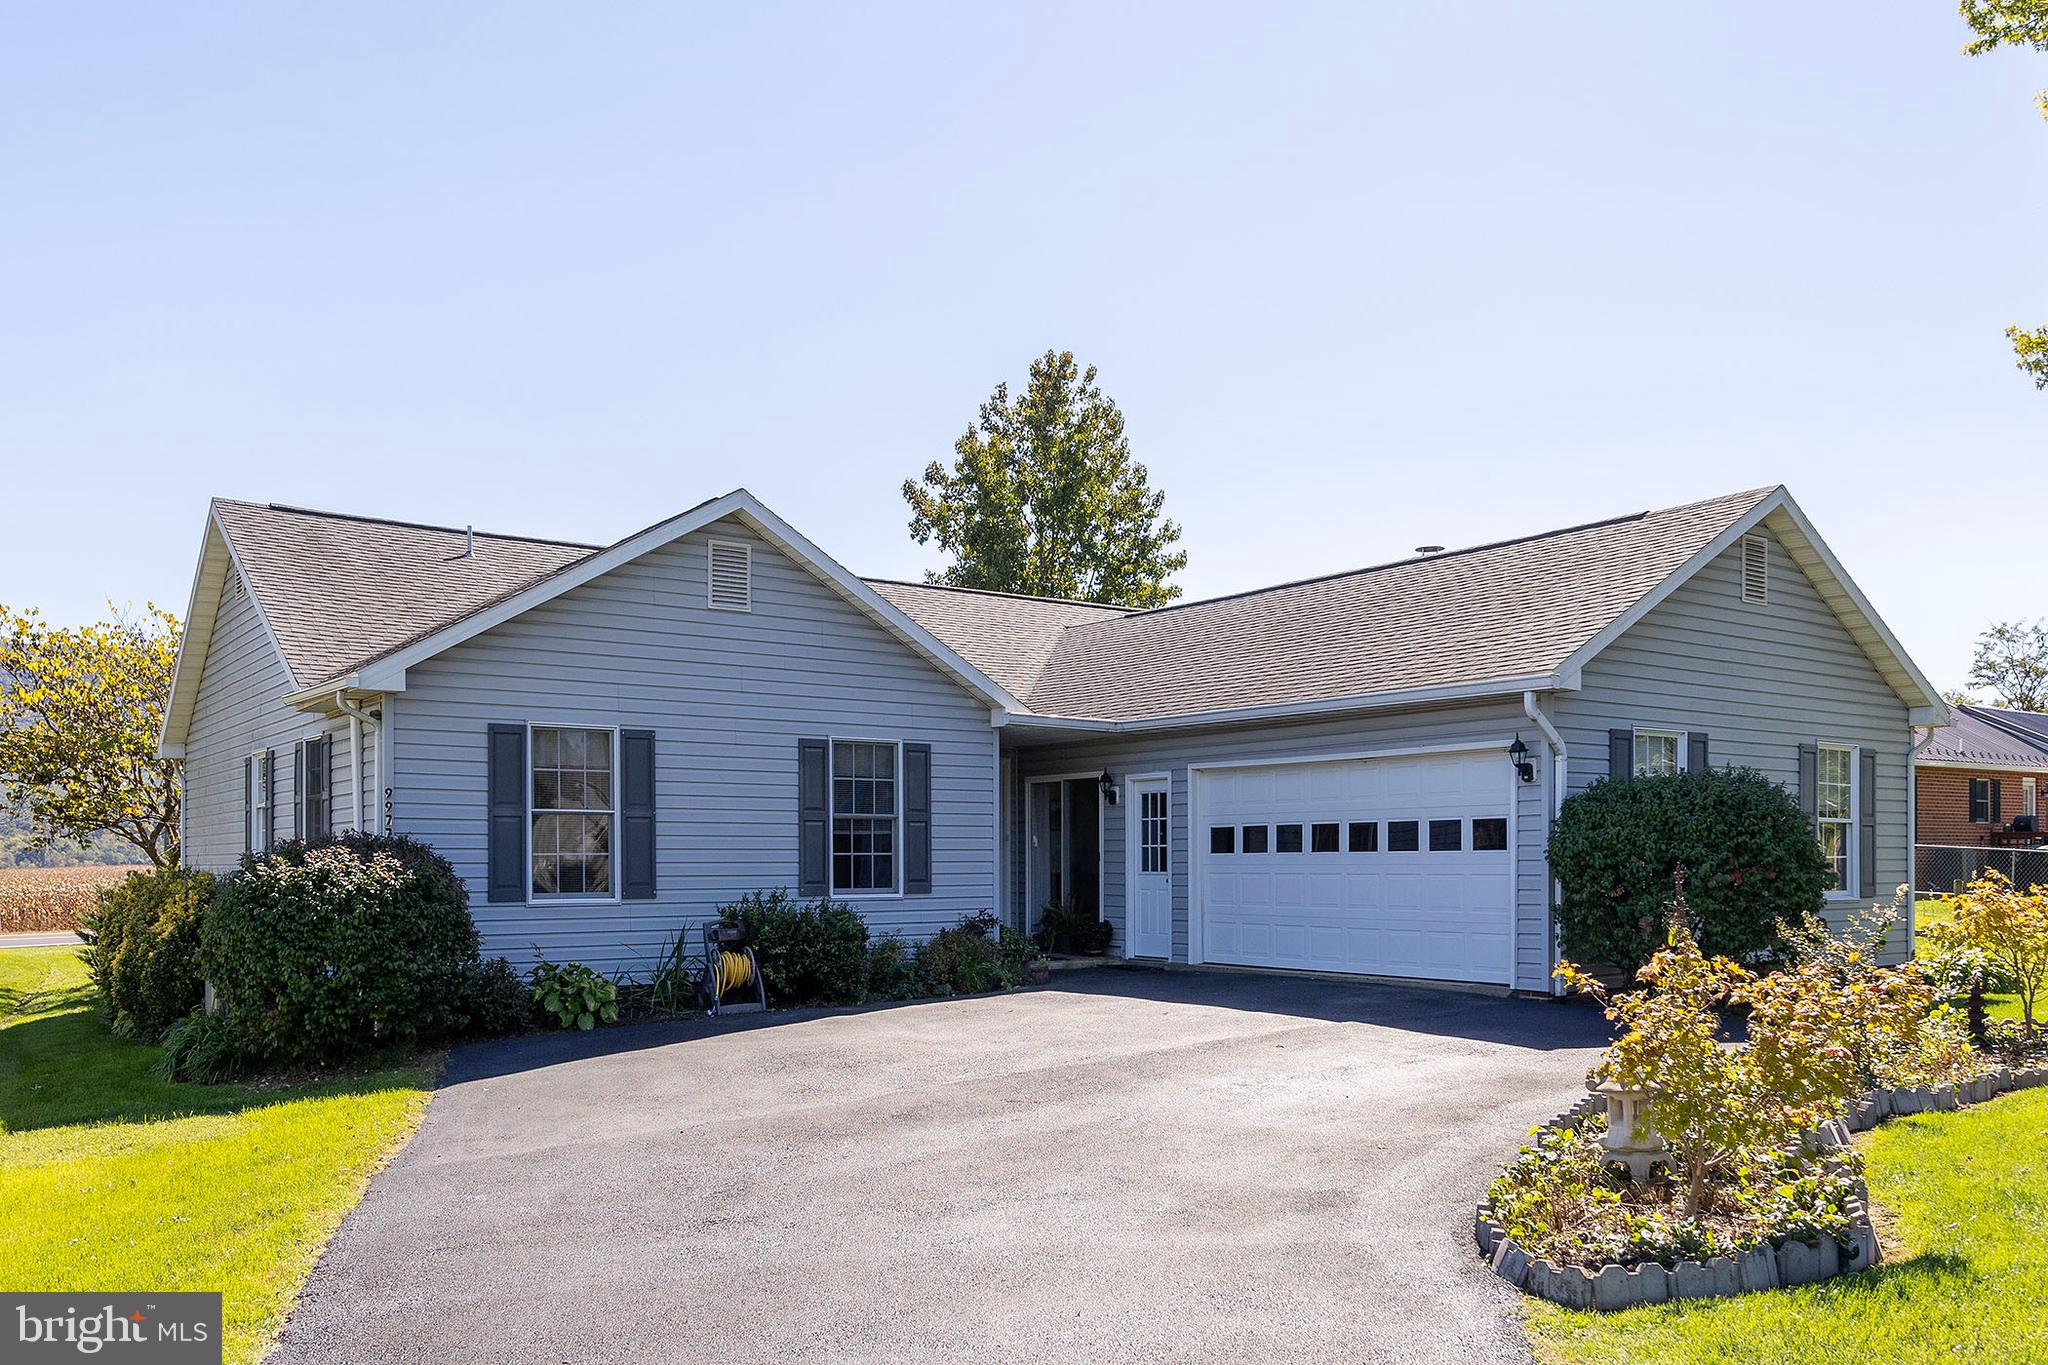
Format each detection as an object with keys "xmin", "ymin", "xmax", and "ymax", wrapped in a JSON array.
[{"xmin": 713, "ymin": 948, "xmax": 754, "ymax": 998}]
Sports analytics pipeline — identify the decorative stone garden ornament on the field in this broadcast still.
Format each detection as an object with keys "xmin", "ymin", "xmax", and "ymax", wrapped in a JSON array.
[{"xmin": 1590, "ymin": 1079, "xmax": 1668, "ymax": 1182}]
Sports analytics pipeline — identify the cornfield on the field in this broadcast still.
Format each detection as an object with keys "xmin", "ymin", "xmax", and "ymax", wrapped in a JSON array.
[{"xmin": 0, "ymin": 866, "xmax": 145, "ymax": 933}]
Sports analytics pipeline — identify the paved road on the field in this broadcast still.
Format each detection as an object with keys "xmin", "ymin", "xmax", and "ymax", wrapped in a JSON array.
[
  {"xmin": 0, "ymin": 932, "xmax": 82, "ymax": 950},
  {"xmin": 273, "ymin": 969, "xmax": 1609, "ymax": 1365}
]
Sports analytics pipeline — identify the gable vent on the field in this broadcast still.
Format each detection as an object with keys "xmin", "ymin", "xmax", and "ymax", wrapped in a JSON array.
[
  {"xmin": 707, "ymin": 539, "xmax": 752, "ymax": 612},
  {"xmin": 1740, "ymin": 533, "xmax": 1768, "ymax": 606}
]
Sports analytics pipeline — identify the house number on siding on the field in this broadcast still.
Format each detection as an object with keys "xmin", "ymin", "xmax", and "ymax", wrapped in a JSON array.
[{"xmin": 384, "ymin": 786, "xmax": 394, "ymax": 834}]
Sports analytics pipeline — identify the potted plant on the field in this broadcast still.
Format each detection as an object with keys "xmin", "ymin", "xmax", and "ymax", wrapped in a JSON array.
[{"xmin": 1029, "ymin": 954, "xmax": 1053, "ymax": 984}]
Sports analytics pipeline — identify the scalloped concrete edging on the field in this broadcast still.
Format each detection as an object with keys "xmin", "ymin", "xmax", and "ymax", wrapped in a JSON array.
[{"xmin": 1475, "ymin": 1062, "xmax": 2048, "ymax": 1311}]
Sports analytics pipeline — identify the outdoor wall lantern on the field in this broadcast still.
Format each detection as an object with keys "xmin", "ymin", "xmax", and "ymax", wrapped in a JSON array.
[
  {"xmin": 1507, "ymin": 737, "xmax": 1536, "ymax": 784},
  {"xmin": 1100, "ymin": 771, "xmax": 1119, "ymax": 806}
]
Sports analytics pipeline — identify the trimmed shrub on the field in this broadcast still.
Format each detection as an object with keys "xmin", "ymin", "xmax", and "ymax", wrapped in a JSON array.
[
  {"xmin": 719, "ymin": 889, "xmax": 871, "ymax": 1006},
  {"xmin": 1548, "ymin": 767, "xmax": 1826, "ymax": 977},
  {"xmin": 200, "ymin": 832, "xmax": 481, "ymax": 1064},
  {"xmin": 910, "ymin": 912, "xmax": 1031, "ymax": 997},
  {"xmin": 457, "ymin": 956, "xmax": 537, "ymax": 1037},
  {"xmin": 83, "ymin": 866, "xmax": 215, "ymax": 1040}
]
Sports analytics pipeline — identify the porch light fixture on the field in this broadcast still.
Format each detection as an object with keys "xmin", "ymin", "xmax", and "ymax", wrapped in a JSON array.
[
  {"xmin": 1100, "ymin": 771, "xmax": 1119, "ymax": 806},
  {"xmin": 1507, "ymin": 737, "xmax": 1535, "ymax": 784}
]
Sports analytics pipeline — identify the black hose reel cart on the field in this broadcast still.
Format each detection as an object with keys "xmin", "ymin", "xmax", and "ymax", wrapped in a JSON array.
[{"xmin": 702, "ymin": 922, "xmax": 766, "ymax": 1016}]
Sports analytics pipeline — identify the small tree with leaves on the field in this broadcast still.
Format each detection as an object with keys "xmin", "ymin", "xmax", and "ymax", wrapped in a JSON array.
[
  {"xmin": 904, "ymin": 350, "xmax": 1186, "ymax": 607},
  {"xmin": 1967, "ymin": 619, "xmax": 2048, "ymax": 712},
  {"xmin": 1925, "ymin": 870, "xmax": 2048, "ymax": 1032},
  {"xmin": 0, "ymin": 603, "xmax": 181, "ymax": 867},
  {"xmin": 1959, "ymin": 1, "xmax": 2048, "ymax": 386}
]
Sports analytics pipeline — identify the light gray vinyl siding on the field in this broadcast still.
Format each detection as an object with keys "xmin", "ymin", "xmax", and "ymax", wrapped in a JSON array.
[
  {"xmin": 1010, "ymin": 700, "xmax": 1553, "ymax": 990},
  {"xmin": 181, "ymin": 574, "xmax": 365, "ymax": 870},
  {"xmin": 1552, "ymin": 526, "xmax": 1913, "ymax": 959},
  {"xmin": 392, "ymin": 517, "xmax": 998, "ymax": 974}
]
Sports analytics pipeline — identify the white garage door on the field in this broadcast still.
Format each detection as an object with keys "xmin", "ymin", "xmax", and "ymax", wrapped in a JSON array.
[{"xmin": 1197, "ymin": 752, "xmax": 1513, "ymax": 984}]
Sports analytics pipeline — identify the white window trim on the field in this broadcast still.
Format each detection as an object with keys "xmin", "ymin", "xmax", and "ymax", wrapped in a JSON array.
[
  {"xmin": 1817, "ymin": 741, "xmax": 1858, "ymax": 901},
  {"xmin": 249, "ymin": 750, "xmax": 271, "ymax": 852},
  {"xmin": 2025, "ymin": 777, "xmax": 2039, "ymax": 825},
  {"xmin": 706, "ymin": 538, "xmax": 752, "ymax": 612},
  {"xmin": 829, "ymin": 735, "xmax": 903, "ymax": 900},
  {"xmin": 526, "ymin": 723, "xmax": 622, "ymax": 906},
  {"xmin": 1633, "ymin": 728, "xmax": 1687, "ymax": 778}
]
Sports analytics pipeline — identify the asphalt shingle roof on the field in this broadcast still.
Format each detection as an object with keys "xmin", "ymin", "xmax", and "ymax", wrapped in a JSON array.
[
  {"xmin": 211, "ymin": 486, "xmax": 1776, "ymax": 720},
  {"xmin": 212, "ymin": 500, "xmax": 595, "ymax": 688}
]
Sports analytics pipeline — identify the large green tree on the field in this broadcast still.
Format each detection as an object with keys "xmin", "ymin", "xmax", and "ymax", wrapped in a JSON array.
[
  {"xmin": 1968, "ymin": 618, "xmax": 2048, "ymax": 711},
  {"xmin": 1961, "ymin": 1, "xmax": 2048, "ymax": 387},
  {"xmin": 904, "ymin": 350, "xmax": 1186, "ymax": 607},
  {"xmin": 0, "ymin": 603, "xmax": 182, "ymax": 867}
]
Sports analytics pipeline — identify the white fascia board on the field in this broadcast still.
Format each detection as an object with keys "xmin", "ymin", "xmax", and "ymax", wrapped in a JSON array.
[
  {"xmin": 999, "ymin": 673, "xmax": 1557, "ymax": 736},
  {"xmin": 319, "ymin": 489, "xmax": 1024, "ymax": 714},
  {"xmin": 1765, "ymin": 493, "xmax": 1948, "ymax": 721},
  {"xmin": 159, "ymin": 505, "xmax": 298, "ymax": 756},
  {"xmin": 1553, "ymin": 488, "xmax": 1788, "ymax": 684}
]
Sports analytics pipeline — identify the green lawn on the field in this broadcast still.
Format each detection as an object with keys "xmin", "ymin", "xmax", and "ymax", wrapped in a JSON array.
[
  {"xmin": 1524, "ymin": 1081, "xmax": 2048, "ymax": 1363},
  {"xmin": 0, "ymin": 948, "xmax": 432, "ymax": 1364},
  {"xmin": 1916, "ymin": 896, "xmax": 2026, "ymax": 1023}
]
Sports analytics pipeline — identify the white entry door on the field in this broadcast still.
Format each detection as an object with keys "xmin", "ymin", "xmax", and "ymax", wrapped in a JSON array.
[
  {"xmin": 1127, "ymin": 778, "xmax": 1172, "ymax": 959},
  {"xmin": 1195, "ymin": 752, "xmax": 1513, "ymax": 984}
]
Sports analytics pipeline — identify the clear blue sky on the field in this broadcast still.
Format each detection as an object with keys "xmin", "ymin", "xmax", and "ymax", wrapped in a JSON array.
[{"xmin": 2, "ymin": 3, "xmax": 2042, "ymax": 693}]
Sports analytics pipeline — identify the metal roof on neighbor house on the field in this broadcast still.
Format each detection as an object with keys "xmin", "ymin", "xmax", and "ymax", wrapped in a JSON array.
[{"xmin": 1928, "ymin": 704, "xmax": 2048, "ymax": 767}]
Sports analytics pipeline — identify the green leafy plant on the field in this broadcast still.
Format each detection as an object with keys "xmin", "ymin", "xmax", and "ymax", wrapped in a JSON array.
[
  {"xmin": 1921, "ymin": 870, "xmax": 2048, "ymax": 1031},
  {"xmin": 199, "ymin": 832, "xmax": 482, "ymax": 1064},
  {"xmin": 457, "ymin": 956, "xmax": 536, "ymax": 1037},
  {"xmin": 719, "ymin": 889, "xmax": 871, "ymax": 1006},
  {"xmin": 1548, "ymin": 766, "xmax": 1827, "ymax": 978},
  {"xmin": 82, "ymin": 865, "xmax": 214, "ymax": 1040},
  {"xmin": 528, "ymin": 960, "xmax": 619, "ymax": 1030},
  {"xmin": 1559, "ymin": 881, "xmax": 1863, "ymax": 1219},
  {"xmin": 1031, "ymin": 902, "xmax": 1114, "ymax": 955},
  {"xmin": 153, "ymin": 1010, "xmax": 244, "ymax": 1083},
  {"xmin": 911, "ymin": 912, "xmax": 1031, "ymax": 996}
]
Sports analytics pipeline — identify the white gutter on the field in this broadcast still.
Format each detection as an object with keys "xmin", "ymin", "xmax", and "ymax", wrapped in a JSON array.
[{"xmin": 333, "ymin": 691, "xmax": 380, "ymax": 835}]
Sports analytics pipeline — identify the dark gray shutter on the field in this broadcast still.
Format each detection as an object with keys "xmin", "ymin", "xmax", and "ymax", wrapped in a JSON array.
[
  {"xmin": 310, "ymin": 735, "xmax": 331, "ymax": 840},
  {"xmin": 798, "ymin": 739, "xmax": 829, "ymax": 896},
  {"xmin": 486, "ymin": 724, "xmax": 527, "ymax": 903},
  {"xmin": 243, "ymin": 756, "xmax": 254, "ymax": 854},
  {"xmin": 1798, "ymin": 743, "xmax": 1818, "ymax": 828},
  {"xmin": 1608, "ymin": 729, "xmax": 1633, "ymax": 781},
  {"xmin": 263, "ymin": 749, "xmax": 276, "ymax": 851},
  {"xmin": 293, "ymin": 741, "xmax": 305, "ymax": 843},
  {"xmin": 1858, "ymin": 748, "xmax": 1877, "ymax": 899},
  {"xmin": 903, "ymin": 742, "xmax": 932, "ymax": 895},
  {"xmin": 1688, "ymin": 732, "xmax": 1709, "ymax": 773},
  {"xmin": 1993, "ymin": 779, "xmax": 2004, "ymax": 825},
  {"xmin": 621, "ymin": 729, "xmax": 656, "ymax": 901}
]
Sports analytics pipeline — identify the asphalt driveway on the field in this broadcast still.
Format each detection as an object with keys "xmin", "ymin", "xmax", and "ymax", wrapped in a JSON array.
[{"xmin": 272, "ymin": 969, "xmax": 1608, "ymax": 1365}]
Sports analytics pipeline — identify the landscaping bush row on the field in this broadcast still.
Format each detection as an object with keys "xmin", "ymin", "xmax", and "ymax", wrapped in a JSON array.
[
  {"xmin": 710, "ymin": 889, "xmax": 1032, "ymax": 1007},
  {"xmin": 86, "ymin": 834, "xmax": 542, "ymax": 1077}
]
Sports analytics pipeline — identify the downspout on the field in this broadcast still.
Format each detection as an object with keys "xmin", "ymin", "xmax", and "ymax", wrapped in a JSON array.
[
  {"xmin": 1524, "ymin": 691, "xmax": 1569, "ymax": 992},
  {"xmin": 1907, "ymin": 723, "xmax": 1935, "ymax": 949},
  {"xmin": 334, "ymin": 692, "xmax": 379, "ymax": 834}
]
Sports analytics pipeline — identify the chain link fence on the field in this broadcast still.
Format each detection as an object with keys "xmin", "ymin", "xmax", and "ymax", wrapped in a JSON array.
[{"xmin": 1914, "ymin": 844, "xmax": 2048, "ymax": 895}]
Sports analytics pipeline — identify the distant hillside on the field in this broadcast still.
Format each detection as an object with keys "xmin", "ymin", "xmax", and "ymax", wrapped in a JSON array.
[{"xmin": 0, "ymin": 804, "xmax": 138, "ymax": 867}]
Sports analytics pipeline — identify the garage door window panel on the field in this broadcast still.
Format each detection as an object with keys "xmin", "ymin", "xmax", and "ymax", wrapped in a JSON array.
[
  {"xmin": 1349, "ymin": 821, "xmax": 1377, "ymax": 852},
  {"xmin": 1428, "ymin": 820, "xmax": 1462, "ymax": 852},
  {"xmin": 1388, "ymin": 821, "xmax": 1420, "ymax": 852},
  {"xmin": 1242, "ymin": 825, "xmax": 1269, "ymax": 853},
  {"xmin": 1210, "ymin": 825, "xmax": 1235, "ymax": 854},
  {"xmin": 1275, "ymin": 823, "xmax": 1303, "ymax": 853},
  {"xmin": 1472, "ymin": 817, "xmax": 1508, "ymax": 851}
]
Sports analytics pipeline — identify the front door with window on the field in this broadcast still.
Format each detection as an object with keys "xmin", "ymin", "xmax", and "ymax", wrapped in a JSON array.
[{"xmin": 1127, "ymin": 778, "xmax": 1172, "ymax": 959}]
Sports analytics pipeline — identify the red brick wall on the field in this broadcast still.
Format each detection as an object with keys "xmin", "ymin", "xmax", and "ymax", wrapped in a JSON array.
[{"xmin": 1915, "ymin": 767, "xmax": 2044, "ymax": 846}]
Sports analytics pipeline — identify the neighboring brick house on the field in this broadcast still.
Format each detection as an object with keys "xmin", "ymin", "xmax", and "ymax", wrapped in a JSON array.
[{"xmin": 1915, "ymin": 704, "xmax": 2048, "ymax": 889}]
